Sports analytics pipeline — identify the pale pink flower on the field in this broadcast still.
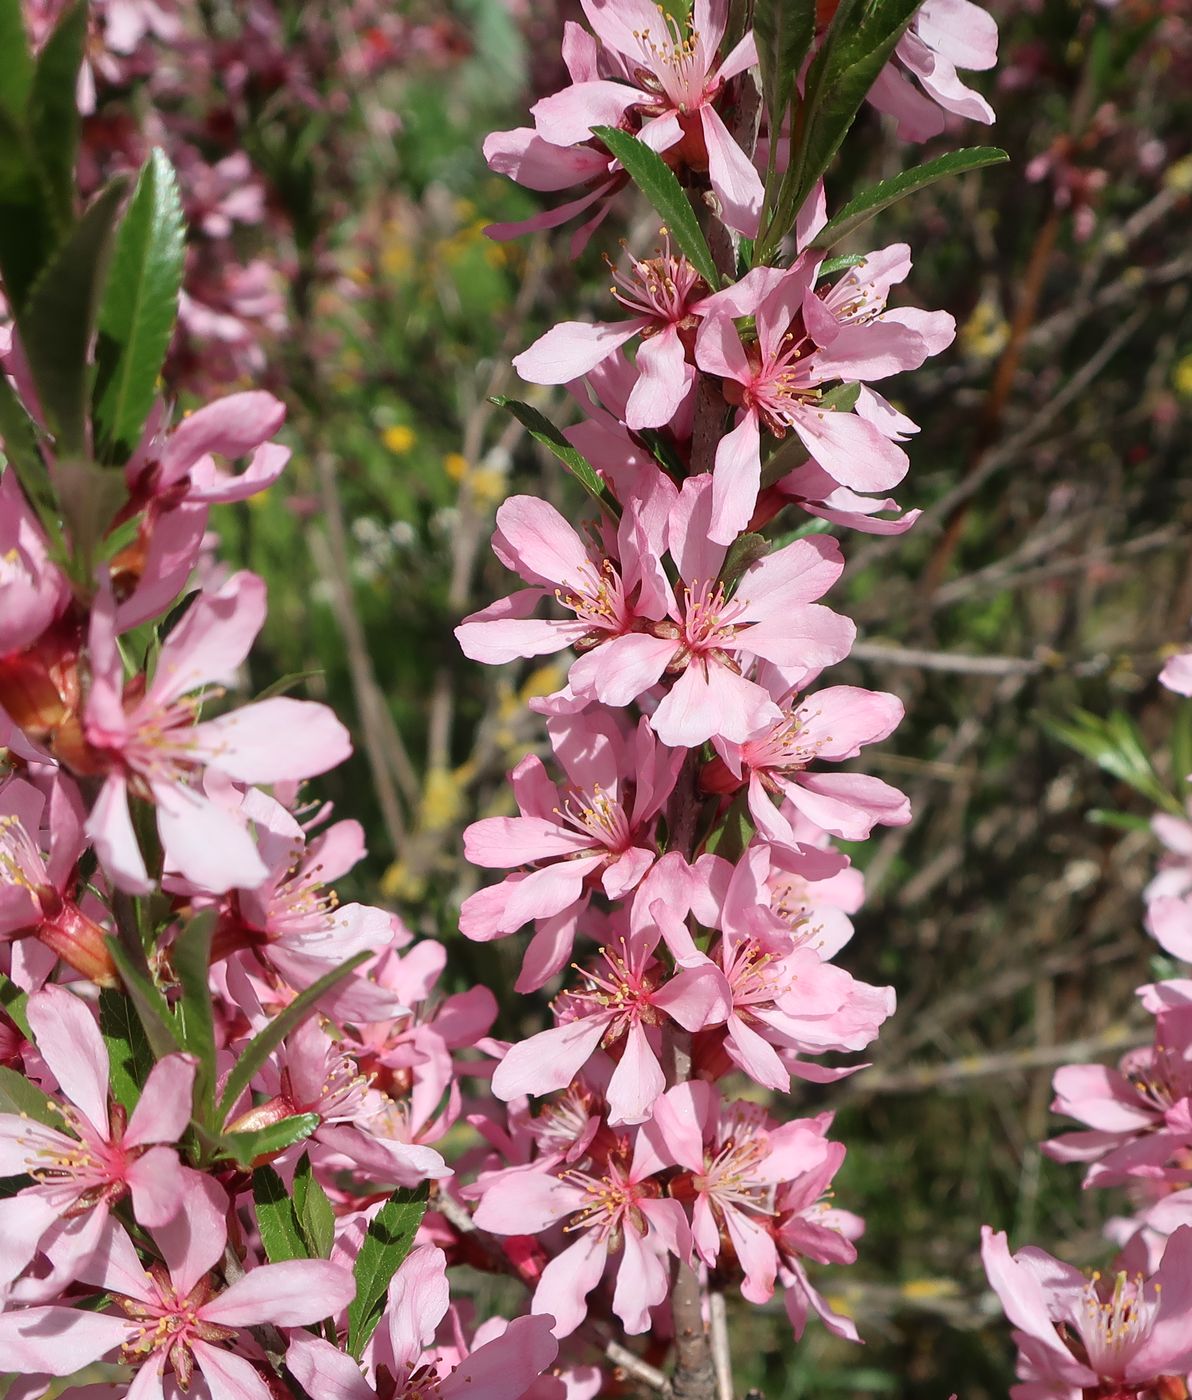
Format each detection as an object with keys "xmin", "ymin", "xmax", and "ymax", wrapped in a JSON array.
[
  {"xmin": 1149, "ymin": 893, "xmax": 1192, "ymax": 963},
  {"xmin": 0, "ymin": 986, "xmax": 196, "ymax": 1292},
  {"xmin": 82, "ymin": 570, "xmax": 351, "ymax": 893},
  {"xmin": 0, "ymin": 471, "xmax": 69, "ymax": 659},
  {"xmin": 0, "ymin": 1178, "xmax": 355, "ymax": 1395},
  {"xmin": 473, "ymin": 1128, "xmax": 691, "ymax": 1337},
  {"xmin": 868, "ymin": 0, "xmax": 998, "ymax": 141},
  {"xmin": 287, "ymin": 1245, "xmax": 561, "ymax": 1400},
  {"xmin": 1160, "ymin": 650, "xmax": 1192, "ymax": 697},
  {"xmin": 704, "ymin": 683, "xmax": 909, "ymax": 844},
  {"xmin": 695, "ymin": 251, "xmax": 951, "ymax": 542},
  {"xmin": 491, "ymin": 925, "xmax": 731, "ymax": 1126},
  {"xmin": 460, "ymin": 712, "xmax": 683, "ymax": 987},
  {"xmin": 1044, "ymin": 1006, "xmax": 1192, "ymax": 1188},
  {"xmin": 455, "ymin": 494, "xmax": 668, "ymax": 671},
  {"xmin": 648, "ymin": 1081, "xmax": 837, "ymax": 1305},
  {"xmin": 981, "ymin": 1223, "xmax": 1192, "ymax": 1400},
  {"xmin": 1146, "ymin": 807, "xmax": 1192, "ymax": 903},
  {"xmin": 487, "ymin": 0, "xmax": 763, "ymax": 244},
  {"xmin": 568, "ymin": 475, "xmax": 855, "ymax": 746}
]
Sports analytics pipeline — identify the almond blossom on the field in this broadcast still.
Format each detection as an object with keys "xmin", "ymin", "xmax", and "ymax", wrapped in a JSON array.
[
  {"xmin": 0, "ymin": 986, "xmax": 196, "ymax": 1292},
  {"xmin": 80, "ymin": 570, "xmax": 351, "ymax": 893},
  {"xmin": 981, "ymin": 1224, "xmax": 1192, "ymax": 1400}
]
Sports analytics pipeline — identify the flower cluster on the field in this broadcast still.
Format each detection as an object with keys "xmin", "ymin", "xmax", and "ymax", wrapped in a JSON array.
[
  {"xmin": 0, "ymin": 0, "xmax": 1004, "ymax": 1393},
  {"xmin": 981, "ymin": 655, "xmax": 1192, "ymax": 1399}
]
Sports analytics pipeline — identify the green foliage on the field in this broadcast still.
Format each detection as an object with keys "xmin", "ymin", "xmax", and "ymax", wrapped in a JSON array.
[
  {"xmin": 221, "ymin": 1114, "xmax": 320, "ymax": 1166},
  {"xmin": 20, "ymin": 177, "xmax": 129, "ymax": 457},
  {"xmin": 94, "ymin": 148, "xmax": 186, "ymax": 463},
  {"xmin": 27, "ymin": 1, "xmax": 86, "ymax": 229},
  {"xmin": 99, "ymin": 987, "xmax": 156, "ymax": 1113},
  {"xmin": 754, "ymin": 0, "xmax": 815, "ymax": 144},
  {"xmin": 0, "ymin": 0, "xmax": 33, "ymax": 126},
  {"xmin": 171, "ymin": 912, "xmax": 217, "ymax": 1122},
  {"xmin": 1045, "ymin": 707, "xmax": 1183, "ymax": 814},
  {"xmin": 491, "ymin": 397, "xmax": 620, "ymax": 517},
  {"xmin": 0, "ymin": 1064, "xmax": 59, "ymax": 1127},
  {"xmin": 810, "ymin": 148, "xmax": 1010, "ymax": 251},
  {"xmin": 757, "ymin": 0, "xmax": 919, "ymax": 263},
  {"xmin": 253, "ymin": 1165, "xmax": 310, "ymax": 1262},
  {"xmin": 293, "ymin": 1155, "xmax": 337, "ymax": 1258},
  {"xmin": 106, "ymin": 936, "xmax": 184, "ymax": 1061},
  {"xmin": 346, "ymin": 1183, "xmax": 429, "ymax": 1358},
  {"xmin": 0, "ymin": 972, "xmax": 32, "ymax": 1040},
  {"xmin": 590, "ymin": 125, "xmax": 720, "ymax": 289}
]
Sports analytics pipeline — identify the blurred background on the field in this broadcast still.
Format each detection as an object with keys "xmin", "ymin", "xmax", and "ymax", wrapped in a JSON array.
[{"xmin": 67, "ymin": 0, "xmax": 1192, "ymax": 1393}]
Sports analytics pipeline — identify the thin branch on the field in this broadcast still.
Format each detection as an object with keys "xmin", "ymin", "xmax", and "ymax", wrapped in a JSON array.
[{"xmin": 709, "ymin": 1292, "xmax": 734, "ymax": 1400}]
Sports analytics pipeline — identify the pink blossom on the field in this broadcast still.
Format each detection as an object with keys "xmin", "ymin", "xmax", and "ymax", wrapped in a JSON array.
[
  {"xmin": 0, "ymin": 473, "xmax": 69, "ymax": 659},
  {"xmin": 0, "ymin": 986, "xmax": 196, "ymax": 1292},
  {"xmin": 491, "ymin": 925, "xmax": 731, "ymax": 1126},
  {"xmin": 868, "ymin": 0, "xmax": 998, "ymax": 141},
  {"xmin": 0, "ymin": 1179, "xmax": 356, "ymax": 1394},
  {"xmin": 1149, "ymin": 894, "xmax": 1192, "ymax": 963},
  {"xmin": 486, "ymin": 0, "xmax": 763, "ymax": 244},
  {"xmin": 287, "ymin": 1245, "xmax": 561, "ymax": 1400},
  {"xmin": 1043, "ymin": 1006, "xmax": 1192, "ymax": 1188},
  {"xmin": 1160, "ymin": 650, "xmax": 1192, "ymax": 697},
  {"xmin": 81, "ymin": 570, "xmax": 351, "ymax": 893},
  {"xmin": 473, "ymin": 1129, "xmax": 691, "ymax": 1337},
  {"xmin": 981, "ymin": 1223, "xmax": 1192, "ymax": 1399},
  {"xmin": 460, "ymin": 712, "xmax": 682, "ymax": 986},
  {"xmin": 695, "ymin": 251, "xmax": 951, "ymax": 542},
  {"xmin": 569, "ymin": 475, "xmax": 855, "ymax": 745},
  {"xmin": 704, "ymin": 683, "xmax": 910, "ymax": 844},
  {"xmin": 1146, "ymin": 808, "xmax": 1192, "ymax": 903}
]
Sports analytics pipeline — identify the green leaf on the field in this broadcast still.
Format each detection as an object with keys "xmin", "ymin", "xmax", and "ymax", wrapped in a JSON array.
[
  {"xmin": 94, "ymin": 148, "xmax": 185, "ymax": 463},
  {"xmin": 0, "ymin": 0, "xmax": 33, "ymax": 125},
  {"xmin": 27, "ymin": 0, "xmax": 86, "ymax": 229},
  {"xmin": 810, "ymin": 148, "xmax": 1010, "ymax": 252},
  {"xmin": 347, "ymin": 1184, "xmax": 429, "ymax": 1359},
  {"xmin": 171, "ymin": 911, "xmax": 216, "ymax": 1121},
  {"xmin": 254, "ymin": 669, "xmax": 325, "ymax": 702},
  {"xmin": 590, "ymin": 125, "xmax": 719, "ymax": 290},
  {"xmin": 106, "ymin": 936, "xmax": 185, "ymax": 1061},
  {"xmin": 221, "ymin": 1113, "xmax": 320, "ymax": 1167},
  {"xmin": 99, "ymin": 988, "xmax": 156, "ymax": 1113},
  {"xmin": 754, "ymin": 0, "xmax": 815, "ymax": 139},
  {"xmin": 0, "ymin": 1065, "xmax": 59, "ymax": 1128},
  {"xmin": 759, "ymin": 382, "xmax": 861, "ymax": 487},
  {"xmin": 490, "ymin": 397, "xmax": 620, "ymax": 517},
  {"xmin": 1086, "ymin": 809, "xmax": 1152, "ymax": 833},
  {"xmin": 293, "ymin": 1155, "xmax": 336, "ymax": 1258},
  {"xmin": 1044, "ymin": 708, "xmax": 1178, "ymax": 812},
  {"xmin": 758, "ymin": 0, "xmax": 920, "ymax": 262},
  {"xmin": 0, "ymin": 972, "xmax": 32, "ymax": 1040},
  {"xmin": 20, "ymin": 176, "xmax": 130, "ymax": 456},
  {"xmin": 703, "ymin": 792, "xmax": 756, "ymax": 863},
  {"xmin": 217, "ymin": 951, "xmax": 370, "ymax": 1123},
  {"xmin": 253, "ymin": 1165, "xmax": 310, "ymax": 1262},
  {"xmin": 0, "ymin": 107, "xmax": 57, "ymax": 312},
  {"xmin": 718, "ymin": 532, "xmax": 769, "ymax": 589},
  {"xmin": 49, "ymin": 456, "xmax": 131, "ymax": 585},
  {"xmin": 817, "ymin": 252, "xmax": 869, "ymax": 278}
]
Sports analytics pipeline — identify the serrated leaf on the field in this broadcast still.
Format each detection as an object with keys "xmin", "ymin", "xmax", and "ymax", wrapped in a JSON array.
[
  {"xmin": 171, "ymin": 911, "xmax": 216, "ymax": 1122},
  {"xmin": 20, "ymin": 177, "xmax": 130, "ymax": 456},
  {"xmin": 590, "ymin": 125, "xmax": 719, "ymax": 290},
  {"xmin": 106, "ymin": 936, "xmax": 184, "ymax": 1061},
  {"xmin": 254, "ymin": 1165, "xmax": 310, "ymax": 1262},
  {"xmin": 0, "ymin": 0, "xmax": 33, "ymax": 125},
  {"xmin": 293, "ymin": 1155, "xmax": 336, "ymax": 1258},
  {"xmin": 810, "ymin": 148, "xmax": 1010, "ymax": 252},
  {"xmin": 754, "ymin": 0, "xmax": 815, "ymax": 138},
  {"xmin": 27, "ymin": 0, "xmax": 86, "ymax": 229},
  {"xmin": 0, "ymin": 1065, "xmax": 59, "ymax": 1128},
  {"xmin": 346, "ymin": 1184, "xmax": 428, "ymax": 1359},
  {"xmin": 94, "ymin": 148, "xmax": 185, "ymax": 463},
  {"xmin": 490, "ymin": 396, "xmax": 620, "ymax": 517},
  {"xmin": 0, "ymin": 972, "xmax": 32, "ymax": 1040},
  {"xmin": 99, "ymin": 988, "xmax": 156, "ymax": 1113},
  {"xmin": 221, "ymin": 1113, "xmax": 320, "ymax": 1167},
  {"xmin": 217, "ymin": 952, "xmax": 370, "ymax": 1123},
  {"xmin": 758, "ymin": 0, "xmax": 920, "ymax": 262},
  {"xmin": 817, "ymin": 252, "xmax": 869, "ymax": 278}
]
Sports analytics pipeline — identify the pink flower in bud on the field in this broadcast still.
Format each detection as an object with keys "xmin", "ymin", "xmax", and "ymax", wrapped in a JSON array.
[
  {"xmin": 981, "ymin": 1223, "xmax": 1192, "ymax": 1400},
  {"xmin": 80, "ymin": 570, "xmax": 351, "ymax": 894},
  {"xmin": 0, "ymin": 986, "xmax": 196, "ymax": 1293}
]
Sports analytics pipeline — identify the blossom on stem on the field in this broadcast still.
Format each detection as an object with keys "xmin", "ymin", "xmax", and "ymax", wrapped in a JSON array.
[
  {"xmin": 0, "ymin": 985, "xmax": 196, "ymax": 1292},
  {"xmin": 79, "ymin": 570, "xmax": 351, "ymax": 893}
]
